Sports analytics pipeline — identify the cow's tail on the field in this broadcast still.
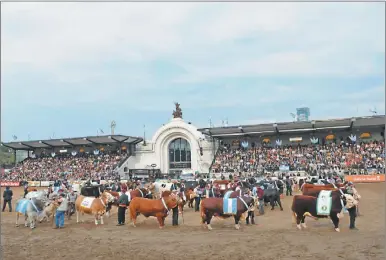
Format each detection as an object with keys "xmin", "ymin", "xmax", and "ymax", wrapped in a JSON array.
[
  {"xmin": 200, "ymin": 201, "xmax": 206, "ymax": 225},
  {"xmin": 291, "ymin": 196, "xmax": 297, "ymax": 224},
  {"xmin": 292, "ymin": 210, "xmax": 297, "ymax": 224}
]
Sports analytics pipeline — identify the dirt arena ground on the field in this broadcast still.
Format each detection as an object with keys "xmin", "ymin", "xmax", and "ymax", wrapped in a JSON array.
[{"xmin": 1, "ymin": 183, "xmax": 385, "ymax": 260}]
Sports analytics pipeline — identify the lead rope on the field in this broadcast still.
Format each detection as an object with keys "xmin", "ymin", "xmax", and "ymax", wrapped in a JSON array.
[
  {"xmin": 238, "ymin": 196, "xmax": 249, "ymax": 211},
  {"xmin": 161, "ymin": 197, "xmax": 169, "ymax": 215},
  {"xmin": 331, "ymin": 182, "xmax": 346, "ymax": 212}
]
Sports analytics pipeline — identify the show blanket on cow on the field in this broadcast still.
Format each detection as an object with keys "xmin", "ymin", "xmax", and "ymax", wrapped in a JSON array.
[
  {"xmin": 316, "ymin": 190, "xmax": 332, "ymax": 216},
  {"xmin": 80, "ymin": 197, "xmax": 95, "ymax": 209},
  {"xmin": 223, "ymin": 191, "xmax": 237, "ymax": 215},
  {"xmin": 15, "ymin": 199, "xmax": 30, "ymax": 215}
]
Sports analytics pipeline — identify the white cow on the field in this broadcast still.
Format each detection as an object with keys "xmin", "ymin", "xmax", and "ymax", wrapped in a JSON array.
[
  {"xmin": 153, "ymin": 182, "xmax": 174, "ymax": 199},
  {"xmin": 26, "ymin": 191, "xmax": 47, "ymax": 200}
]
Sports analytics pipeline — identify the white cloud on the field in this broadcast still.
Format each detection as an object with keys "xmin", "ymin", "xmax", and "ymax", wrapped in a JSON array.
[
  {"xmin": 3, "ymin": 2, "xmax": 383, "ymax": 72},
  {"xmin": 1, "ymin": 2, "xmax": 384, "ymax": 113}
]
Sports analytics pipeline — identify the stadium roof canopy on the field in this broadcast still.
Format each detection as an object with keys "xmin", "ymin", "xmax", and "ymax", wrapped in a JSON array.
[
  {"xmin": 198, "ymin": 115, "xmax": 385, "ymax": 137},
  {"xmin": 1, "ymin": 134, "xmax": 143, "ymax": 151}
]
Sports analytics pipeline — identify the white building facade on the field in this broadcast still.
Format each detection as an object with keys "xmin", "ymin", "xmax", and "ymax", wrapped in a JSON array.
[{"xmin": 117, "ymin": 117, "xmax": 218, "ymax": 178}]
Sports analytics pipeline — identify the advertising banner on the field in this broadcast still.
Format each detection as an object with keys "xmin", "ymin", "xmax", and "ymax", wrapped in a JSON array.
[
  {"xmin": 0, "ymin": 181, "xmax": 20, "ymax": 187},
  {"xmin": 28, "ymin": 181, "xmax": 41, "ymax": 187},
  {"xmin": 40, "ymin": 181, "xmax": 51, "ymax": 187},
  {"xmin": 345, "ymin": 174, "xmax": 385, "ymax": 183}
]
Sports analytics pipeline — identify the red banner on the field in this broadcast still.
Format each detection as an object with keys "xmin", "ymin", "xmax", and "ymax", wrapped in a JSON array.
[
  {"xmin": 345, "ymin": 174, "xmax": 385, "ymax": 183},
  {"xmin": 0, "ymin": 181, "xmax": 20, "ymax": 187}
]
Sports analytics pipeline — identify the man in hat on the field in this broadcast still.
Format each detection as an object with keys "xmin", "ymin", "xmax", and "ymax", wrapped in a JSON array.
[
  {"xmin": 67, "ymin": 189, "xmax": 77, "ymax": 220},
  {"xmin": 117, "ymin": 191, "xmax": 129, "ymax": 226},
  {"xmin": 54, "ymin": 193, "xmax": 68, "ymax": 229},
  {"xmin": 2, "ymin": 186, "xmax": 13, "ymax": 212},
  {"xmin": 170, "ymin": 180, "xmax": 179, "ymax": 226},
  {"xmin": 345, "ymin": 181, "xmax": 359, "ymax": 230},
  {"xmin": 254, "ymin": 184, "xmax": 265, "ymax": 215},
  {"xmin": 285, "ymin": 176, "xmax": 293, "ymax": 196},
  {"xmin": 23, "ymin": 182, "xmax": 29, "ymax": 198}
]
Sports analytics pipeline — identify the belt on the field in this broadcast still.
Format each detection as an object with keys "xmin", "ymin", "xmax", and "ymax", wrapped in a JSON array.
[{"xmin": 119, "ymin": 204, "xmax": 127, "ymax": 207}]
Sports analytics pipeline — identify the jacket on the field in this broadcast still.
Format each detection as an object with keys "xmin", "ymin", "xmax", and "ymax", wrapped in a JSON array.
[
  {"xmin": 118, "ymin": 193, "xmax": 129, "ymax": 207},
  {"xmin": 257, "ymin": 188, "xmax": 264, "ymax": 200},
  {"xmin": 3, "ymin": 188, "xmax": 13, "ymax": 201},
  {"xmin": 57, "ymin": 198, "xmax": 68, "ymax": 211},
  {"xmin": 170, "ymin": 183, "xmax": 178, "ymax": 191}
]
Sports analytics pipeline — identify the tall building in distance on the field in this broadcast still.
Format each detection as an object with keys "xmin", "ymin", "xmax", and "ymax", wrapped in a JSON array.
[{"xmin": 296, "ymin": 107, "xmax": 310, "ymax": 121}]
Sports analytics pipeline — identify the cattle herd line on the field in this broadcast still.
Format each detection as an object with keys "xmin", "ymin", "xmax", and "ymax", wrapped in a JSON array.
[{"xmin": 13, "ymin": 178, "xmax": 361, "ymax": 232}]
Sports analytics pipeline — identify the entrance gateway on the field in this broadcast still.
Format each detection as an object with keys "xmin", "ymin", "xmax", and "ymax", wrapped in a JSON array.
[{"xmin": 168, "ymin": 138, "xmax": 192, "ymax": 178}]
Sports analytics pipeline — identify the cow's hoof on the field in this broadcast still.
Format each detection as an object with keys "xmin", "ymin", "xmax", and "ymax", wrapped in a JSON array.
[
  {"xmin": 280, "ymin": 208, "xmax": 283, "ymax": 211},
  {"xmin": 297, "ymin": 224, "xmax": 302, "ymax": 230},
  {"xmin": 335, "ymin": 228, "xmax": 340, "ymax": 232},
  {"xmin": 301, "ymin": 223, "xmax": 307, "ymax": 229},
  {"xmin": 15, "ymin": 224, "xmax": 19, "ymax": 227}
]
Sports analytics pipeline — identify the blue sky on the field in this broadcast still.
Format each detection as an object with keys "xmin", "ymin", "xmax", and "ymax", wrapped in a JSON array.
[{"xmin": 1, "ymin": 2, "xmax": 385, "ymax": 142}]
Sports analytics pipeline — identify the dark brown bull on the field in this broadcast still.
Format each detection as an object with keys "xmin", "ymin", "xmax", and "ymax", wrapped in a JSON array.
[
  {"xmin": 301, "ymin": 183, "xmax": 344, "ymax": 194},
  {"xmin": 291, "ymin": 191, "xmax": 356, "ymax": 232},
  {"xmin": 200, "ymin": 191, "xmax": 254, "ymax": 230}
]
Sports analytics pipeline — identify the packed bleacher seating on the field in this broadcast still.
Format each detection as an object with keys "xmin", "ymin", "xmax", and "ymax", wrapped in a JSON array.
[
  {"xmin": 212, "ymin": 141, "xmax": 385, "ymax": 175},
  {"xmin": 0, "ymin": 151, "xmax": 126, "ymax": 181}
]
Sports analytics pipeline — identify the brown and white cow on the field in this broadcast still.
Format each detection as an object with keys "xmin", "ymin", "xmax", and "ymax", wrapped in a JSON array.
[{"xmin": 75, "ymin": 191, "xmax": 115, "ymax": 225}]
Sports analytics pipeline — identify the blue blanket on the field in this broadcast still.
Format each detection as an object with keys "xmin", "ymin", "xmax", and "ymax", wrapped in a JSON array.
[
  {"xmin": 223, "ymin": 191, "xmax": 237, "ymax": 215},
  {"xmin": 224, "ymin": 190, "xmax": 233, "ymax": 199},
  {"xmin": 223, "ymin": 198, "xmax": 237, "ymax": 215},
  {"xmin": 16, "ymin": 199, "xmax": 30, "ymax": 215}
]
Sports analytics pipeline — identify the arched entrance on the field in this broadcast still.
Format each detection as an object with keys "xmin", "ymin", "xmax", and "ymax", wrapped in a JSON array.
[{"xmin": 168, "ymin": 138, "xmax": 191, "ymax": 177}]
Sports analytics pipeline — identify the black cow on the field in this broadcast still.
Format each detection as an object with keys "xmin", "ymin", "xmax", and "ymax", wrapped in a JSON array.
[
  {"xmin": 261, "ymin": 181, "xmax": 283, "ymax": 211},
  {"xmin": 80, "ymin": 185, "xmax": 101, "ymax": 198},
  {"xmin": 291, "ymin": 191, "xmax": 349, "ymax": 232}
]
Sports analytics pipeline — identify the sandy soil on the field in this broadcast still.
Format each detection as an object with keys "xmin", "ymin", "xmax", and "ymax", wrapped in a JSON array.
[{"xmin": 1, "ymin": 183, "xmax": 384, "ymax": 260}]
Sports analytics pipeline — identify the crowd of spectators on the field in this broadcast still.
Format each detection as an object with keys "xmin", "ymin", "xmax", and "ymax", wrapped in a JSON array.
[
  {"xmin": 1, "ymin": 151, "xmax": 125, "ymax": 181},
  {"xmin": 212, "ymin": 140, "xmax": 385, "ymax": 176}
]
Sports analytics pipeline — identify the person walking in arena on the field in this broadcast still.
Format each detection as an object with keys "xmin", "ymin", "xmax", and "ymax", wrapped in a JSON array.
[
  {"xmin": 54, "ymin": 193, "xmax": 68, "ymax": 229},
  {"xmin": 285, "ymin": 176, "xmax": 293, "ymax": 196},
  {"xmin": 245, "ymin": 190, "xmax": 256, "ymax": 225},
  {"xmin": 117, "ymin": 191, "xmax": 129, "ymax": 226},
  {"xmin": 66, "ymin": 189, "xmax": 77, "ymax": 220},
  {"xmin": 194, "ymin": 183, "xmax": 204, "ymax": 212},
  {"xmin": 2, "ymin": 186, "xmax": 13, "ymax": 212},
  {"xmin": 170, "ymin": 180, "xmax": 179, "ymax": 226},
  {"xmin": 254, "ymin": 184, "xmax": 265, "ymax": 215},
  {"xmin": 23, "ymin": 182, "xmax": 29, "ymax": 198},
  {"xmin": 345, "ymin": 182, "xmax": 359, "ymax": 230}
]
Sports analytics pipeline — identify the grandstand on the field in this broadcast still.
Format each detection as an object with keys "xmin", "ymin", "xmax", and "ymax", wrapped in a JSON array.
[
  {"xmin": 197, "ymin": 115, "xmax": 385, "ymax": 176},
  {"xmin": 1, "ymin": 134, "xmax": 142, "ymax": 154},
  {"xmin": 1, "ymin": 114, "xmax": 384, "ymax": 181},
  {"xmin": 198, "ymin": 115, "xmax": 385, "ymax": 145},
  {"xmin": 0, "ymin": 135, "xmax": 143, "ymax": 181}
]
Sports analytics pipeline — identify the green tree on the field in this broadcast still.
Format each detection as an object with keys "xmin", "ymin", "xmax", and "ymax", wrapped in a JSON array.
[{"xmin": 0, "ymin": 146, "xmax": 15, "ymax": 166}]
